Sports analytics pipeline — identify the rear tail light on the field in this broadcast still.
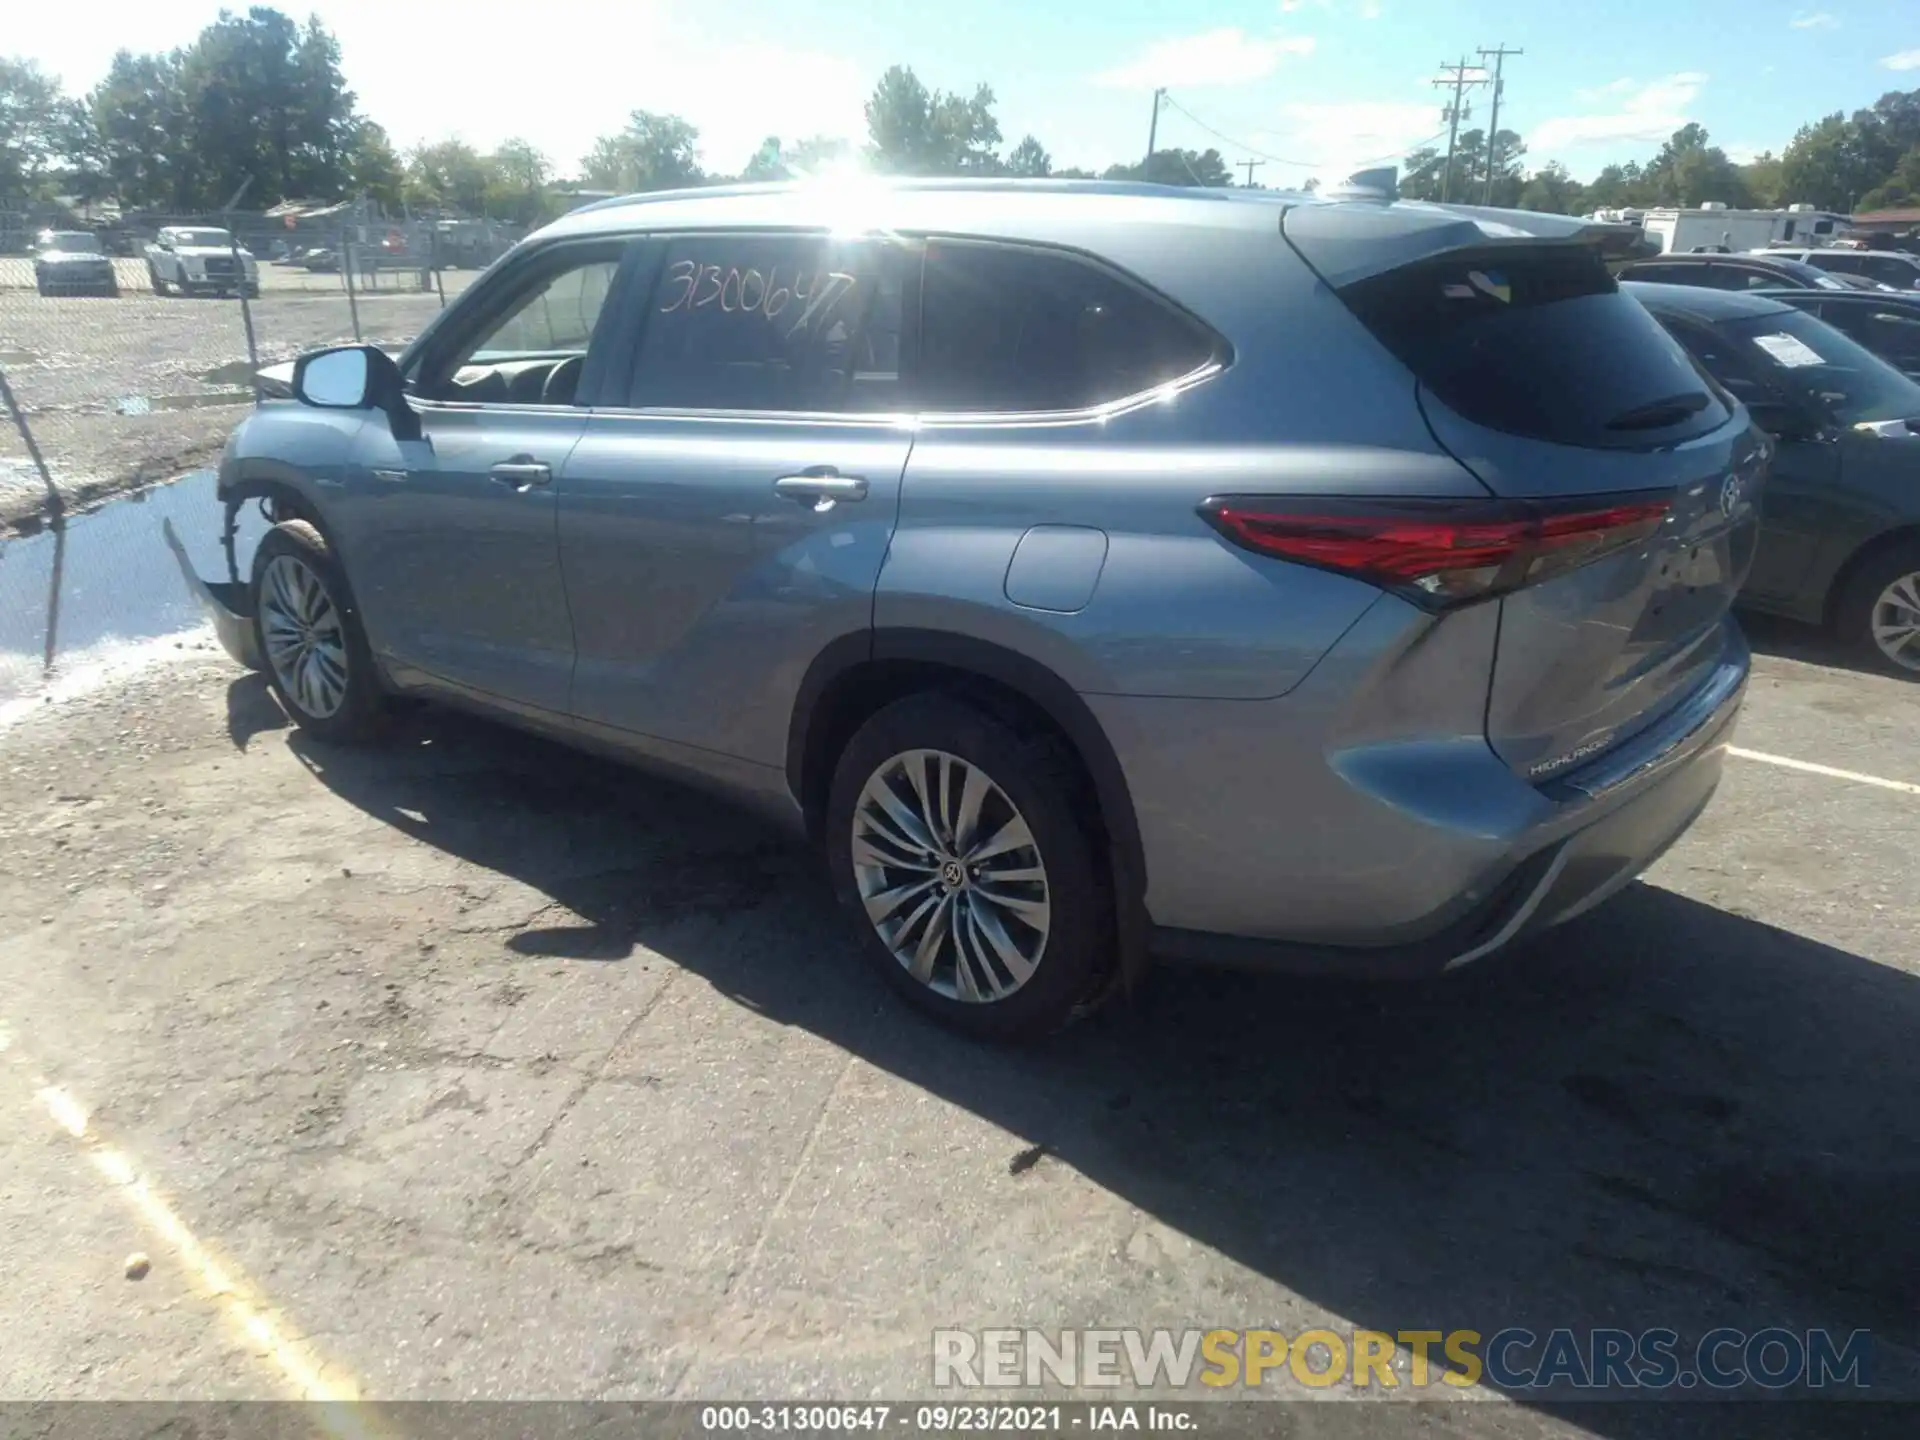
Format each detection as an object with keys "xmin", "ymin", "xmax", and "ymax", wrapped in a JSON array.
[{"xmin": 1199, "ymin": 495, "xmax": 1671, "ymax": 608}]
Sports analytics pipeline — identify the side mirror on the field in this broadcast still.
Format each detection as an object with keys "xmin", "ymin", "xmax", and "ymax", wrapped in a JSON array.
[
  {"xmin": 293, "ymin": 347, "xmax": 373, "ymax": 408},
  {"xmin": 291, "ymin": 346, "xmax": 412, "ymax": 436},
  {"xmin": 1747, "ymin": 400, "xmax": 1821, "ymax": 442}
]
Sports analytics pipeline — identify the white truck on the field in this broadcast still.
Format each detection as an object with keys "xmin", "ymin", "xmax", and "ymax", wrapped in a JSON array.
[
  {"xmin": 1631, "ymin": 203, "xmax": 1849, "ymax": 255},
  {"xmin": 144, "ymin": 226, "xmax": 261, "ymax": 298}
]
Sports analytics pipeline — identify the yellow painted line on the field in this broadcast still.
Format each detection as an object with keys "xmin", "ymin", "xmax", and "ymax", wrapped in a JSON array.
[
  {"xmin": 3, "ymin": 1025, "xmax": 391, "ymax": 1435},
  {"xmin": 1728, "ymin": 746, "xmax": 1920, "ymax": 796}
]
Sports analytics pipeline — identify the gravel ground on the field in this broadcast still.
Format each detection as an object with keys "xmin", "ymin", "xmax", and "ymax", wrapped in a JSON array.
[
  {"xmin": 0, "ymin": 266, "xmax": 472, "ymax": 533},
  {"xmin": 0, "ymin": 627, "xmax": 1916, "ymax": 1432}
]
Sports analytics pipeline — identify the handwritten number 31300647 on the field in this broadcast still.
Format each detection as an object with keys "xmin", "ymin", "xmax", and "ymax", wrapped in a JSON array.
[{"xmin": 658, "ymin": 259, "xmax": 858, "ymax": 335}]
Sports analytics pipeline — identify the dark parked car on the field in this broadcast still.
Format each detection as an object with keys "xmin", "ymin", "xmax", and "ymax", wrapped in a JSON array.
[
  {"xmin": 1753, "ymin": 290, "xmax": 1920, "ymax": 381},
  {"xmin": 32, "ymin": 230, "xmax": 119, "ymax": 297},
  {"xmin": 1627, "ymin": 282, "xmax": 1920, "ymax": 675},
  {"xmin": 1617, "ymin": 252, "xmax": 1852, "ymax": 293}
]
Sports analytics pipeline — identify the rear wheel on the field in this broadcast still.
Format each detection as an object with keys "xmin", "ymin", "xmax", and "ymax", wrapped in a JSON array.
[
  {"xmin": 1835, "ymin": 542, "xmax": 1920, "ymax": 678},
  {"xmin": 824, "ymin": 694, "xmax": 1111, "ymax": 1042},
  {"xmin": 147, "ymin": 263, "xmax": 170, "ymax": 296},
  {"xmin": 251, "ymin": 520, "xmax": 386, "ymax": 741}
]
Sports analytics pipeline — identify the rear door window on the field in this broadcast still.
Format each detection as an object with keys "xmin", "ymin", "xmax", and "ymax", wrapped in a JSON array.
[
  {"xmin": 626, "ymin": 233, "xmax": 906, "ymax": 413},
  {"xmin": 916, "ymin": 241, "xmax": 1217, "ymax": 413},
  {"xmin": 1860, "ymin": 255, "xmax": 1920, "ymax": 289},
  {"xmin": 1338, "ymin": 246, "xmax": 1730, "ymax": 450}
]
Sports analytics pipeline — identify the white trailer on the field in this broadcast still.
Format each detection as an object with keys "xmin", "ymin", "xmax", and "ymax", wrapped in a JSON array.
[{"xmin": 1637, "ymin": 203, "xmax": 1848, "ymax": 255}]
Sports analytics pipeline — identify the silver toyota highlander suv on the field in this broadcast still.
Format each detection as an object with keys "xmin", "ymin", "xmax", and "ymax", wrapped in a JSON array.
[{"xmin": 172, "ymin": 176, "xmax": 1763, "ymax": 1040}]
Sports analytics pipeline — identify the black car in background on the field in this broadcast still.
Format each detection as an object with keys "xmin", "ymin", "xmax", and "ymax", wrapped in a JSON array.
[
  {"xmin": 31, "ymin": 230, "xmax": 120, "ymax": 297},
  {"xmin": 1616, "ymin": 252, "xmax": 1855, "ymax": 293},
  {"xmin": 1624, "ymin": 282, "xmax": 1920, "ymax": 676},
  {"xmin": 1753, "ymin": 289, "xmax": 1920, "ymax": 381}
]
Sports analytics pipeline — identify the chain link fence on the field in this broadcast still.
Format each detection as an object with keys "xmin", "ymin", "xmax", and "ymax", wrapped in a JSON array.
[{"xmin": 0, "ymin": 204, "xmax": 510, "ymax": 535}]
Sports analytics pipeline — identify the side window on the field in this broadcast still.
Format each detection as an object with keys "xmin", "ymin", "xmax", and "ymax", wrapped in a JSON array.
[
  {"xmin": 918, "ymin": 241, "xmax": 1216, "ymax": 413},
  {"xmin": 419, "ymin": 244, "xmax": 626, "ymax": 405},
  {"xmin": 1626, "ymin": 263, "xmax": 1694, "ymax": 285},
  {"xmin": 626, "ymin": 234, "xmax": 905, "ymax": 413},
  {"xmin": 1861, "ymin": 256, "xmax": 1920, "ymax": 288},
  {"xmin": 1816, "ymin": 254, "xmax": 1863, "ymax": 276}
]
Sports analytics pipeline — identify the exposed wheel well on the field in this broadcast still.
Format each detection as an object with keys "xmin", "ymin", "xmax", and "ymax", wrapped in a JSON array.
[
  {"xmin": 797, "ymin": 660, "xmax": 1098, "ymax": 847},
  {"xmin": 218, "ymin": 475, "xmax": 328, "ymax": 584},
  {"xmin": 1825, "ymin": 525, "xmax": 1920, "ymax": 628},
  {"xmin": 790, "ymin": 634, "xmax": 1153, "ymax": 987}
]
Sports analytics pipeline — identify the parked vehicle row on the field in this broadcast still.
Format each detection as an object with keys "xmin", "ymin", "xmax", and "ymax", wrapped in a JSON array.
[{"xmin": 172, "ymin": 178, "xmax": 1762, "ymax": 1041}]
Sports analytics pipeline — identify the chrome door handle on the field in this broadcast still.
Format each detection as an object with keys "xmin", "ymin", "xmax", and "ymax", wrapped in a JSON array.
[
  {"xmin": 490, "ymin": 459, "xmax": 552, "ymax": 489},
  {"xmin": 773, "ymin": 472, "xmax": 868, "ymax": 511}
]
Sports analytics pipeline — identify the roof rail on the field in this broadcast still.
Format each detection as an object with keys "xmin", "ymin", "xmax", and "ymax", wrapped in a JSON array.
[{"xmin": 563, "ymin": 176, "xmax": 1238, "ymax": 216}]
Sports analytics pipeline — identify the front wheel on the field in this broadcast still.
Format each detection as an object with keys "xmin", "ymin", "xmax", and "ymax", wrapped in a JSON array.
[
  {"xmin": 1835, "ymin": 542, "xmax": 1920, "ymax": 678},
  {"xmin": 251, "ymin": 520, "xmax": 386, "ymax": 741},
  {"xmin": 824, "ymin": 694, "xmax": 1112, "ymax": 1042}
]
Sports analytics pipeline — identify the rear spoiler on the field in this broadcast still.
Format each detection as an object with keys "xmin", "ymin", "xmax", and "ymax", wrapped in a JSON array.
[{"xmin": 1283, "ymin": 199, "xmax": 1659, "ymax": 289}]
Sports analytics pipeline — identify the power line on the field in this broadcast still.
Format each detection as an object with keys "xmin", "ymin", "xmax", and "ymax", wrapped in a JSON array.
[{"xmin": 1158, "ymin": 92, "xmax": 1448, "ymax": 175}]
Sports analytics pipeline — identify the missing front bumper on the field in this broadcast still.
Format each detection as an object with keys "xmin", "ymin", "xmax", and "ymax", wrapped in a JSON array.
[{"xmin": 161, "ymin": 517, "xmax": 261, "ymax": 670}]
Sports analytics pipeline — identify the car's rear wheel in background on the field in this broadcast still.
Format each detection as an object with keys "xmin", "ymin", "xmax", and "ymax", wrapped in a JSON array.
[
  {"xmin": 147, "ymin": 263, "xmax": 169, "ymax": 296},
  {"xmin": 251, "ymin": 520, "xmax": 386, "ymax": 742},
  {"xmin": 1835, "ymin": 542, "xmax": 1920, "ymax": 678},
  {"xmin": 824, "ymin": 693, "xmax": 1112, "ymax": 1042}
]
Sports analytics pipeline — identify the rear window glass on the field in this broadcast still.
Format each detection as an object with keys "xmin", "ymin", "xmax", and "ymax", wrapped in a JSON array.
[
  {"xmin": 918, "ymin": 242, "xmax": 1217, "ymax": 413},
  {"xmin": 1340, "ymin": 247, "xmax": 1731, "ymax": 449}
]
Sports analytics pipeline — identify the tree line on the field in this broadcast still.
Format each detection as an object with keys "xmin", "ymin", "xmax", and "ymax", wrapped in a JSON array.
[{"xmin": 4, "ymin": 8, "xmax": 1919, "ymax": 223}]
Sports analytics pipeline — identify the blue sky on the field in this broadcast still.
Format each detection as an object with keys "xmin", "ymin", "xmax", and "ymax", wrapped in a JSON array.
[{"xmin": 14, "ymin": 1, "xmax": 1920, "ymax": 185}]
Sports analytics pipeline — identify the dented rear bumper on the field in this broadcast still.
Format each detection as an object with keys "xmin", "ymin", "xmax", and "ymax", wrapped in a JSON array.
[{"xmin": 161, "ymin": 517, "xmax": 260, "ymax": 670}]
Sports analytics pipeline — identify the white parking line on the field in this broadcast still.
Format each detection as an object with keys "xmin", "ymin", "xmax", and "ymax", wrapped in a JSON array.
[
  {"xmin": 1729, "ymin": 746, "xmax": 1920, "ymax": 796},
  {"xmin": 1, "ymin": 1020, "xmax": 381, "ymax": 1423}
]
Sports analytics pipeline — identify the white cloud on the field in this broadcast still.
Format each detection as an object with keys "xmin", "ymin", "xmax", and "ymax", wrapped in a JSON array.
[
  {"xmin": 1093, "ymin": 29, "xmax": 1317, "ymax": 90},
  {"xmin": 1530, "ymin": 72, "xmax": 1707, "ymax": 152},
  {"xmin": 1881, "ymin": 49, "xmax": 1920, "ymax": 70},
  {"xmin": 1724, "ymin": 142, "xmax": 1766, "ymax": 165},
  {"xmin": 1788, "ymin": 10, "xmax": 1838, "ymax": 29}
]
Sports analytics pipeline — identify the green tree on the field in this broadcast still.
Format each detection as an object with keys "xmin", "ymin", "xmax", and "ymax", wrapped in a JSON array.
[
  {"xmin": 1516, "ymin": 161, "xmax": 1584, "ymax": 215},
  {"xmin": 1, "ymin": 57, "xmax": 93, "ymax": 197},
  {"xmin": 88, "ymin": 51, "xmax": 188, "ymax": 207},
  {"xmin": 1582, "ymin": 161, "xmax": 1650, "ymax": 211},
  {"xmin": 1005, "ymin": 135, "xmax": 1051, "ymax": 177},
  {"xmin": 864, "ymin": 65, "xmax": 1003, "ymax": 174},
  {"xmin": 1399, "ymin": 130, "xmax": 1523, "ymax": 204},
  {"xmin": 580, "ymin": 110, "xmax": 703, "ymax": 192},
  {"xmin": 1739, "ymin": 151, "xmax": 1785, "ymax": 208},
  {"xmin": 1779, "ymin": 113, "xmax": 1894, "ymax": 211},
  {"xmin": 1857, "ymin": 146, "xmax": 1920, "ymax": 211},
  {"xmin": 740, "ymin": 136, "xmax": 788, "ymax": 182},
  {"xmin": 344, "ymin": 121, "xmax": 403, "ymax": 210},
  {"xmin": 406, "ymin": 139, "xmax": 493, "ymax": 214},
  {"xmin": 1102, "ymin": 148, "xmax": 1232, "ymax": 187},
  {"xmin": 486, "ymin": 137, "xmax": 552, "ymax": 224},
  {"xmin": 1640, "ymin": 123, "xmax": 1752, "ymax": 207}
]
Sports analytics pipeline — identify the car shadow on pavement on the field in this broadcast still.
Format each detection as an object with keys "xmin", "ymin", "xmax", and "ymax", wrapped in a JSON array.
[
  {"xmin": 1739, "ymin": 610, "xmax": 1897, "ymax": 681},
  {"xmin": 281, "ymin": 700, "xmax": 1920, "ymax": 1436}
]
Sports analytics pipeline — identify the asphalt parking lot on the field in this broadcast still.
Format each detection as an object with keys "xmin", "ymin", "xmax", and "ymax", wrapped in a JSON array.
[
  {"xmin": 0, "ymin": 265, "xmax": 472, "ymax": 530},
  {"xmin": 0, "ymin": 609, "xmax": 1916, "ymax": 1434}
]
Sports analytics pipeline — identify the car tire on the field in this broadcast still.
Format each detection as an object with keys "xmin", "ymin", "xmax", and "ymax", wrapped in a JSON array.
[
  {"xmin": 36, "ymin": 278, "xmax": 50, "ymax": 297},
  {"xmin": 824, "ymin": 693, "xmax": 1113, "ymax": 1042},
  {"xmin": 1835, "ymin": 542, "xmax": 1920, "ymax": 678},
  {"xmin": 250, "ymin": 520, "xmax": 387, "ymax": 742},
  {"xmin": 147, "ymin": 264, "xmax": 169, "ymax": 296}
]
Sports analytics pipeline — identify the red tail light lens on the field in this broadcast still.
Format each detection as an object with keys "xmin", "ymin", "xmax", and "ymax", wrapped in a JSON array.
[{"xmin": 1200, "ymin": 495, "xmax": 1671, "ymax": 607}]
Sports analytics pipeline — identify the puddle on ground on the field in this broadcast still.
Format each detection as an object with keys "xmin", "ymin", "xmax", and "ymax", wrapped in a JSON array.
[
  {"xmin": 0, "ymin": 350, "xmax": 35, "ymax": 367},
  {"xmin": 0, "ymin": 470, "xmax": 264, "ymax": 713},
  {"xmin": 199, "ymin": 360, "xmax": 256, "ymax": 387}
]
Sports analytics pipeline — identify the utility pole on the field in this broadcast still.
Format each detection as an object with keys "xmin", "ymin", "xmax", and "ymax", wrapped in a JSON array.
[
  {"xmin": 1145, "ymin": 88, "xmax": 1166, "ymax": 179},
  {"xmin": 1238, "ymin": 158, "xmax": 1265, "ymax": 188},
  {"xmin": 1478, "ymin": 44, "xmax": 1524, "ymax": 205},
  {"xmin": 1431, "ymin": 57, "xmax": 1485, "ymax": 204}
]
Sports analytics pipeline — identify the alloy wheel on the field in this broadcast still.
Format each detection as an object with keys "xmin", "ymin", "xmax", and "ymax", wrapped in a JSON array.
[
  {"xmin": 260, "ymin": 554, "xmax": 350, "ymax": 718},
  {"xmin": 1870, "ymin": 570, "xmax": 1920, "ymax": 673},
  {"xmin": 850, "ymin": 748, "xmax": 1051, "ymax": 1003}
]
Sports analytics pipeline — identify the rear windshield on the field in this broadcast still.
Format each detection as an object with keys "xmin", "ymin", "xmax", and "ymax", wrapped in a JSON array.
[
  {"xmin": 45, "ymin": 233, "xmax": 102, "ymax": 253},
  {"xmin": 1341, "ymin": 247, "xmax": 1731, "ymax": 450},
  {"xmin": 1722, "ymin": 309, "xmax": 1920, "ymax": 427}
]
